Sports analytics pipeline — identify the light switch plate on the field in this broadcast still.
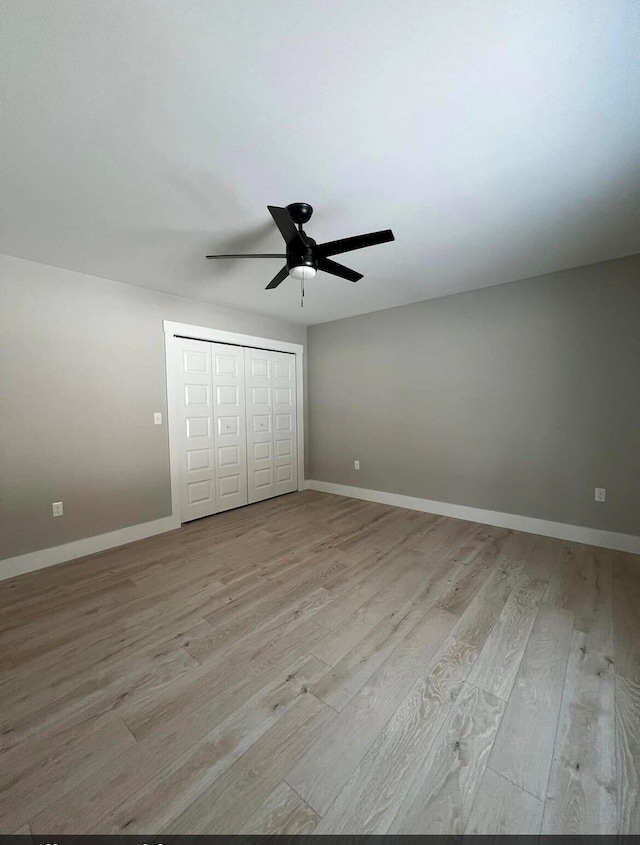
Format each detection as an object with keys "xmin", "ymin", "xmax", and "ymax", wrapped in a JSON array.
[{"xmin": 154, "ymin": 412, "xmax": 162, "ymax": 425}]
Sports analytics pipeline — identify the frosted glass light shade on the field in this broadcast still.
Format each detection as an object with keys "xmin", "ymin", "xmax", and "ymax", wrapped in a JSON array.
[{"xmin": 288, "ymin": 265, "xmax": 317, "ymax": 281}]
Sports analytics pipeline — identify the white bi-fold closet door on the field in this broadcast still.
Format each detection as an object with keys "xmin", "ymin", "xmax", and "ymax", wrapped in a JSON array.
[
  {"xmin": 175, "ymin": 339, "xmax": 248, "ymax": 521},
  {"xmin": 174, "ymin": 338, "xmax": 297, "ymax": 522},
  {"xmin": 244, "ymin": 347, "xmax": 298, "ymax": 504}
]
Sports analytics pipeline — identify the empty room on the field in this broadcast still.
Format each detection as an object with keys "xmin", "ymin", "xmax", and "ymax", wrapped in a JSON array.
[{"xmin": 1, "ymin": 0, "xmax": 639, "ymax": 837}]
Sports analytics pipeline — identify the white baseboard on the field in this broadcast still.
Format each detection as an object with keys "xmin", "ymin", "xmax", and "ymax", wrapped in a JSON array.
[
  {"xmin": 306, "ymin": 480, "xmax": 640, "ymax": 555},
  {"xmin": 4, "ymin": 484, "xmax": 637, "ymax": 583},
  {"xmin": 0, "ymin": 516, "xmax": 181, "ymax": 582}
]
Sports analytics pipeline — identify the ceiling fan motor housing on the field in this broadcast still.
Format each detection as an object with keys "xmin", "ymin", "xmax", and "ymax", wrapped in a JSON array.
[{"xmin": 287, "ymin": 235, "xmax": 317, "ymax": 272}]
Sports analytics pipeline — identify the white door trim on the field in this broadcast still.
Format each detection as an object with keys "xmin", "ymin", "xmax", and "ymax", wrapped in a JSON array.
[
  {"xmin": 163, "ymin": 320, "xmax": 305, "ymax": 525},
  {"xmin": 163, "ymin": 321, "xmax": 303, "ymax": 355}
]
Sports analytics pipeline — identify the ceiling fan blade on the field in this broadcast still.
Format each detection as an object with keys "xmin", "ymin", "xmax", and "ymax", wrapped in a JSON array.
[
  {"xmin": 267, "ymin": 205, "xmax": 306, "ymax": 250},
  {"xmin": 317, "ymin": 257, "xmax": 363, "ymax": 282},
  {"xmin": 317, "ymin": 229, "xmax": 395, "ymax": 258},
  {"xmin": 265, "ymin": 265, "xmax": 289, "ymax": 290},
  {"xmin": 206, "ymin": 253, "xmax": 286, "ymax": 259}
]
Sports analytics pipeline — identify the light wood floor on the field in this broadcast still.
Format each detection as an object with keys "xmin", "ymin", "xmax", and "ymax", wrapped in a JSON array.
[{"xmin": 1, "ymin": 490, "xmax": 638, "ymax": 835}]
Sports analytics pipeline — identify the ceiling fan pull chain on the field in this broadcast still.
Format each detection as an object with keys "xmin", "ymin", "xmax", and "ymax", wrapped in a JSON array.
[{"xmin": 301, "ymin": 277, "xmax": 304, "ymax": 308}]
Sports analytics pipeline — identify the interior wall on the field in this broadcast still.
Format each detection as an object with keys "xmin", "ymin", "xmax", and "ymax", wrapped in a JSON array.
[
  {"xmin": 308, "ymin": 253, "xmax": 640, "ymax": 537},
  {"xmin": 0, "ymin": 254, "xmax": 306, "ymax": 560}
]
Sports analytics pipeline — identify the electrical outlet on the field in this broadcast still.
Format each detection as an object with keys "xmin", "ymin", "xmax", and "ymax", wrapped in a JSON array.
[
  {"xmin": 595, "ymin": 488, "xmax": 606, "ymax": 503},
  {"xmin": 354, "ymin": 460, "xmax": 360, "ymax": 470},
  {"xmin": 52, "ymin": 501, "xmax": 64, "ymax": 517},
  {"xmin": 154, "ymin": 412, "xmax": 162, "ymax": 425}
]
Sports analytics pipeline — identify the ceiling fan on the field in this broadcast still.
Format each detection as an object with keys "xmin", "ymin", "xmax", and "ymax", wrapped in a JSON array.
[{"xmin": 206, "ymin": 203, "xmax": 395, "ymax": 290}]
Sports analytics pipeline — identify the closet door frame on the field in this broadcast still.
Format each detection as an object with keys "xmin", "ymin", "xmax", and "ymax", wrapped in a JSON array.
[{"xmin": 163, "ymin": 320, "xmax": 304, "ymax": 526}]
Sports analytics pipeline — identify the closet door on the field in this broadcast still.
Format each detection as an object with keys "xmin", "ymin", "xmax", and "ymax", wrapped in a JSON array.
[
  {"xmin": 245, "ymin": 348, "xmax": 297, "ymax": 503},
  {"xmin": 244, "ymin": 347, "xmax": 275, "ymax": 503},
  {"xmin": 174, "ymin": 338, "xmax": 216, "ymax": 521},
  {"xmin": 272, "ymin": 352, "xmax": 298, "ymax": 496},
  {"xmin": 211, "ymin": 343, "xmax": 248, "ymax": 512}
]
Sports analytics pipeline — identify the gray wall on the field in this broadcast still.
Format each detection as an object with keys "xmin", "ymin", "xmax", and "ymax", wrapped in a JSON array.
[
  {"xmin": 0, "ymin": 254, "xmax": 306, "ymax": 559},
  {"xmin": 308, "ymin": 254, "xmax": 640, "ymax": 537}
]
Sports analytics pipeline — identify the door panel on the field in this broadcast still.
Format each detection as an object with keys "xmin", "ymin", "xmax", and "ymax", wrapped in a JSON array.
[
  {"xmin": 174, "ymin": 338, "xmax": 216, "ymax": 521},
  {"xmin": 272, "ymin": 351, "xmax": 297, "ymax": 497},
  {"xmin": 244, "ymin": 348, "xmax": 275, "ymax": 503},
  {"xmin": 211, "ymin": 343, "xmax": 248, "ymax": 512},
  {"xmin": 245, "ymin": 348, "xmax": 297, "ymax": 503}
]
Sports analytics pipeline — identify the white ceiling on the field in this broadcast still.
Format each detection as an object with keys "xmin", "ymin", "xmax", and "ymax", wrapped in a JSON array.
[{"xmin": 1, "ymin": 1, "xmax": 638, "ymax": 326}]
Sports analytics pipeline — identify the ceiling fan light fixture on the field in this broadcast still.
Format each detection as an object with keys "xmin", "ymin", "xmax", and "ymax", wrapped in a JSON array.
[{"xmin": 288, "ymin": 265, "xmax": 317, "ymax": 281}]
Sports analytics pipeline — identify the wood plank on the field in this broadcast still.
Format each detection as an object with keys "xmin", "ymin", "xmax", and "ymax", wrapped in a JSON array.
[
  {"xmin": 542, "ymin": 628, "xmax": 616, "ymax": 834},
  {"xmin": 526, "ymin": 533, "xmax": 564, "ymax": 581},
  {"xmin": 77, "ymin": 657, "xmax": 328, "ymax": 834},
  {"xmin": 433, "ymin": 522, "xmax": 507, "ymax": 568},
  {"xmin": 123, "ymin": 616, "xmax": 325, "ymax": 741},
  {"xmin": 309, "ymin": 554, "xmax": 437, "ymax": 666},
  {"xmin": 186, "ymin": 585, "xmax": 333, "ymax": 664},
  {"xmin": 311, "ymin": 542, "xmax": 406, "ymax": 601},
  {"xmin": 546, "ymin": 544, "xmax": 613, "ymax": 651},
  {"xmin": 1, "ymin": 646, "xmax": 200, "ymax": 754},
  {"xmin": 541, "ymin": 544, "xmax": 617, "ymax": 834},
  {"xmin": 0, "ymin": 571, "xmax": 226, "ymax": 666},
  {"xmin": 612, "ymin": 552, "xmax": 640, "ymax": 683},
  {"xmin": 308, "ymin": 520, "xmax": 480, "ymax": 672},
  {"xmin": 287, "ymin": 607, "xmax": 456, "ymax": 815},
  {"xmin": 312, "ymin": 598, "xmax": 429, "ymax": 712},
  {"xmin": 465, "ymin": 767, "xmax": 544, "ymax": 834},
  {"xmin": 0, "ymin": 616, "xmax": 215, "ymax": 715},
  {"xmin": 466, "ymin": 574, "xmax": 547, "ymax": 701},
  {"xmin": 311, "ymin": 548, "xmax": 429, "ymax": 631},
  {"xmin": 1, "ymin": 576, "xmax": 227, "ymax": 695},
  {"xmin": 161, "ymin": 694, "xmax": 331, "ymax": 833},
  {"xmin": 334, "ymin": 507, "xmax": 429, "ymax": 558},
  {"xmin": 489, "ymin": 605, "xmax": 573, "ymax": 798},
  {"xmin": 316, "ymin": 636, "xmax": 478, "ymax": 833},
  {"xmin": 31, "ymin": 655, "xmax": 325, "ymax": 833},
  {"xmin": 238, "ymin": 782, "xmax": 319, "ymax": 835},
  {"xmin": 389, "ymin": 682, "xmax": 506, "ymax": 835},
  {"xmin": 615, "ymin": 673, "xmax": 640, "ymax": 834},
  {"xmin": 0, "ymin": 574, "xmax": 137, "ymax": 634},
  {"xmin": 202, "ymin": 547, "xmax": 344, "ymax": 632},
  {"xmin": 448, "ymin": 540, "xmax": 526, "ymax": 649},
  {"xmin": 435, "ymin": 528, "xmax": 519, "ymax": 616},
  {"xmin": 0, "ymin": 717, "xmax": 136, "ymax": 833}
]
